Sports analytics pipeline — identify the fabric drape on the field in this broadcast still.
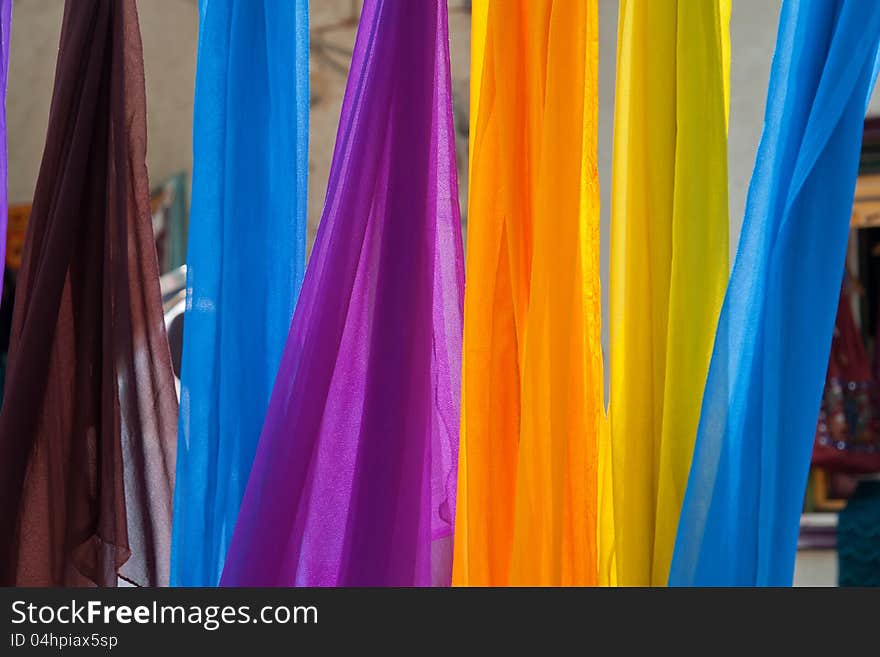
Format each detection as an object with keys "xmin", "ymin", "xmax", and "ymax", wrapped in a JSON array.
[
  {"xmin": 452, "ymin": 0, "xmax": 608, "ymax": 587},
  {"xmin": 0, "ymin": 0, "xmax": 177, "ymax": 586},
  {"xmin": 609, "ymin": 0, "xmax": 730, "ymax": 586},
  {"xmin": 171, "ymin": 0, "xmax": 309, "ymax": 586},
  {"xmin": 670, "ymin": 0, "xmax": 880, "ymax": 586},
  {"xmin": 220, "ymin": 0, "xmax": 464, "ymax": 587}
]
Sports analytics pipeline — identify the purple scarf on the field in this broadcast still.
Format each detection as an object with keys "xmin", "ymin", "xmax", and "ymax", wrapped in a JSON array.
[{"xmin": 220, "ymin": 0, "xmax": 463, "ymax": 586}]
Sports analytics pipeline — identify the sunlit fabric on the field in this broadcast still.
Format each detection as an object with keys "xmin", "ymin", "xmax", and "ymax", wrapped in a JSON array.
[
  {"xmin": 220, "ymin": 0, "xmax": 464, "ymax": 587},
  {"xmin": 609, "ymin": 0, "xmax": 730, "ymax": 586},
  {"xmin": 452, "ymin": 0, "xmax": 608, "ymax": 586},
  {"xmin": 670, "ymin": 0, "xmax": 880, "ymax": 586},
  {"xmin": 0, "ymin": 0, "xmax": 178, "ymax": 586},
  {"xmin": 170, "ymin": 1, "xmax": 309, "ymax": 586}
]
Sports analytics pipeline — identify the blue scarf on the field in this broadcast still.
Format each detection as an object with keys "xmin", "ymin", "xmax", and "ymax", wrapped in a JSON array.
[
  {"xmin": 671, "ymin": 0, "xmax": 880, "ymax": 586},
  {"xmin": 170, "ymin": 0, "xmax": 309, "ymax": 586}
]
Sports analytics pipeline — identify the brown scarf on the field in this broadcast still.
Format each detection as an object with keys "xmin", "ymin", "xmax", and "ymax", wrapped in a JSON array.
[{"xmin": 0, "ymin": 0, "xmax": 177, "ymax": 586}]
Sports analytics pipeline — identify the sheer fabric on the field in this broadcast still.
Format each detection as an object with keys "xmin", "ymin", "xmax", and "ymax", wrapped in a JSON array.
[
  {"xmin": 670, "ymin": 0, "xmax": 880, "ymax": 586},
  {"xmin": 452, "ymin": 0, "xmax": 608, "ymax": 586},
  {"xmin": 609, "ymin": 0, "xmax": 730, "ymax": 586},
  {"xmin": 220, "ymin": 0, "xmax": 464, "ymax": 587},
  {"xmin": 171, "ymin": 0, "xmax": 309, "ymax": 586},
  {"xmin": 0, "ymin": 0, "xmax": 177, "ymax": 586}
]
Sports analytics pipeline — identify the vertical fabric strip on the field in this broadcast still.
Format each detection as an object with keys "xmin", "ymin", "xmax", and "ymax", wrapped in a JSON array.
[
  {"xmin": 170, "ymin": 0, "xmax": 309, "ymax": 586},
  {"xmin": 670, "ymin": 0, "xmax": 880, "ymax": 586},
  {"xmin": 609, "ymin": 0, "xmax": 731, "ymax": 586},
  {"xmin": 220, "ymin": 0, "xmax": 464, "ymax": 587},
  {"xmin": 453, "ymin": 0, "xmax": 605, "ymax": 586}
]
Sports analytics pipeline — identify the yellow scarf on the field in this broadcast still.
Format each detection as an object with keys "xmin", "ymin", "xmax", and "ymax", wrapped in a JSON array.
[{"xmin": 609, "ymin": 0, "xmax": 731, "ymax": 586}]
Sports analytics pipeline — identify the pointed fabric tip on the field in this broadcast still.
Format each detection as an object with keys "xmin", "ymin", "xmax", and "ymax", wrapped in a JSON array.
[{"xmin": 0, "ymin": 0, "xmax": 177, "ymax": 587}]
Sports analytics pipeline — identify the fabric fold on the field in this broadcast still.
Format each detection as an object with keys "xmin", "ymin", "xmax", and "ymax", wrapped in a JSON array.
[
  {"xmin": 220, "ymin": 0, "xmax": 464, "ymax": 587},
  {"xmin": 170, "ymin": 0, "xmax": 309, "ymax": 586},
  {"xmin": 609, "ymin": 0, "xmax": 731, "ymax": 586},
  {"xmin": 452, "ymin": 0, "xmax": 606, "ymax": 587},
  {"xmin": 0, "ymin": 0, "xmax": 177, "ymax": 586},
  {"xmin": 670, "ymin": 0, "xmax": 880, "ymax": 586}
]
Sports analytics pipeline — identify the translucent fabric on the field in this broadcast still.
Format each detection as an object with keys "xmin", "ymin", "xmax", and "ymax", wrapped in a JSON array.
[
  {"xmin": 0, "ymin": 0, "xmax": 8, "ymax": 294},
  {"xmin": 609, "ymin": 0, "xmax": 730, "ymax": 586},
  {"xmin": 452, "ymin": 0, "xmax": 609, "ymax": 586},
  {"xmin": 0, "ymin": 0, "xmax": 178, "ymax": 586},
  {"xmin": 670, "ymin": 0, "xmax": 880, "ymax": 586},
  {"xmin": 220, "ymin": 0, "xmax": 464, "ymax": 587},
  {"xmin": 171, "ymin": 1, "xmax": 309, "ymax": 586}
]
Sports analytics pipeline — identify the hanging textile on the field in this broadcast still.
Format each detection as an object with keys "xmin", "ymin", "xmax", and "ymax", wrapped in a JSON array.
[
  {"xmin": 0, "ymin": 0, "xmax": 8, "ymax": 294},
  {"xmin": 452, "ymin": 0, "xmax": 608, "ymax": 587},
  {"xmin": 670, "ymin": 0, "xmax": 880, "ymax": 587},
  {"xmin": 220, "ymin": 0, "xmax": 464, "ymax": 587},
  {"xmin": 0, "ymin": 0, "xmax": 178, "ymax": 586},
  {"xmin": 170, "ymin": 0, "xmax": 309, "ymax": 586},
  {"xmin": 609, "ymin": 0, "xmax": 730, "ymax": 586}
]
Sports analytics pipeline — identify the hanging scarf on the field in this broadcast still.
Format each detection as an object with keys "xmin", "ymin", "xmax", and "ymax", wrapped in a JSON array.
[
  {"xmin": 170, "ymin": 0, "xmax": 309, "ymax": 586},
  {"xmin": 609, "ymin": 0, "xmax": 730, "ymax": 586},
  {"xmin": 220, "ymin": 0, "xmax": 464, "ymax": 587},
  {"xmin": 0, "ymin": 0, "xmax": 178, "ymax": 586},
  {"xmin": 452, "ymin": 0, "xmax": 608, "ymax": 586},
  {"xmin": 670, "ymin": 0, "xmax": 880, "ymax": 586}
]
